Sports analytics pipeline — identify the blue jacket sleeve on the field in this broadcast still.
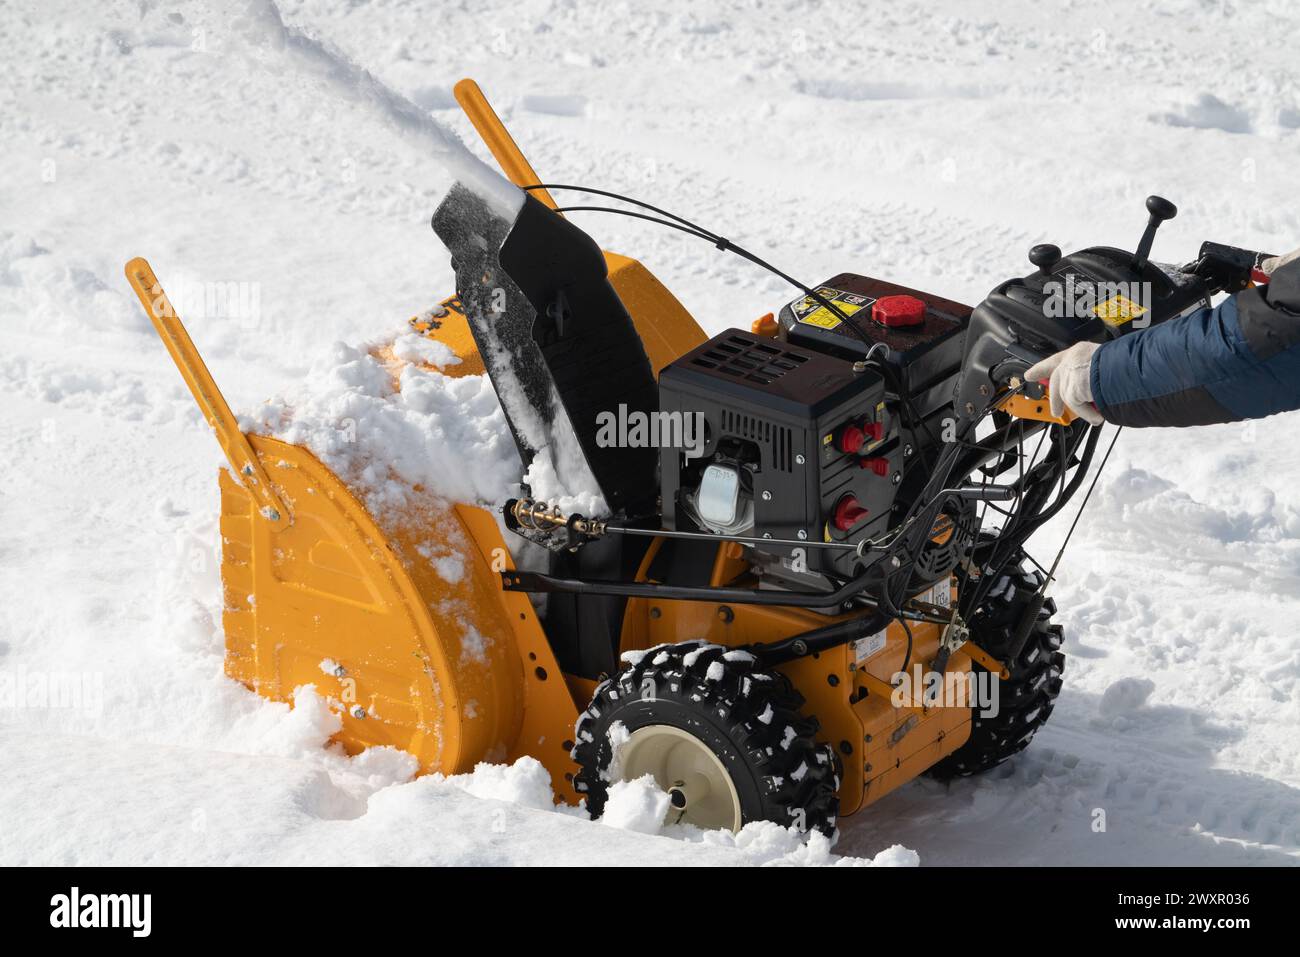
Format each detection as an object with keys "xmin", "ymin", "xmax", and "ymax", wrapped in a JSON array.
[{"xmin": 1090, "ymin": 259, "xmax": 1300, "ymax": 427}]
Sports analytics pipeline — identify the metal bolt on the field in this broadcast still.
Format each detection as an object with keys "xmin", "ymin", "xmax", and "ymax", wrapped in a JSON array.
[
  {"xmin": 889, "ymin": 556, "xmax": 902, "ymax": 569},
  {"xmin": 649, "ymin": 607, "xmax": 662, "ymax": 619},
  {"xmin": 717, "ymin": 605, "xmax": 734, "ymax": 624},
  {"xmin": 964, "ymin": 402, "xmax": 976, "ymax": 415},
  {"xmin": 795, "ymin": 454, "xmax": 806, "ymax": 466},
  {"xmin": 351, "ymin": 706, "xmax": 367, "ymax": 720},
  {"xmin": 978, "ymin": 384, "xmax": 990, "ymax": 396},
  {"xmin": 762, "ymin": 532, "xmax": 772, "ymax": 539},
  {"xmin": 891, "ymin": 472, "xmax": 902, "ymax": 485},
  {"xmin": 791, "ymin": 639, "xmax": 808, "ymax": 656},
  {"xmin": 904, "ymin": 444, "xmax": 914, "ymax": 458},
  {"xmin": 797, "ymin": 529, "xmax": 807, "ymax": 540},
  {"xmin": 761, "ymin": 490, "xmax": 772, "ymax": 501}
]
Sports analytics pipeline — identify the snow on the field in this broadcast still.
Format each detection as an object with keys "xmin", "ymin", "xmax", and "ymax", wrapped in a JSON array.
[
  {"xmin": 230, "ymin": 0, "xmax": 523, "ymax": 218},
  {"xmin": 601, "ymin": 775, "xmax": 672, "ymax": 834},
  {"xmin": 242, "ymin": 337, "xmax": 521, "ymax": 516},
  {"xmin": 4, "ymin": 0, "xmax": 1300, "ymax": 866}
]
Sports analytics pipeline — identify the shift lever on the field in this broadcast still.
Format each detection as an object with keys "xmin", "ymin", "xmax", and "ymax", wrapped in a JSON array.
[{"xmin": 1133, "ymin": 195, "xmax": 1177, "ymax": 271}]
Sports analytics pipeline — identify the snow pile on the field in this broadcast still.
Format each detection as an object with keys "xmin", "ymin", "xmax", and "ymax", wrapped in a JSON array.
[
  {"xmin": 243, "ymin": 333, "xmax": 522, "ymax": 515},
  {"xmin": 420, "ymin": 759, "xmax": 914, "ymax": 866},
  {"xmin": 242, "ymin": 329, "xmax": 606, "ymax": 533},
  {"xmin": 601, "ymin": 775, "xmax": 672, "ymax": 834},
  {"xmin": 431, "ymin": 756, "xmax": 558, "ymax": 812}
]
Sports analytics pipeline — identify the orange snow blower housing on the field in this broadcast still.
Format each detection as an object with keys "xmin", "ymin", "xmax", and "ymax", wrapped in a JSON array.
[{"xmin": 128, "ymin": 79, "xmax": 1103, "ymax": 835}]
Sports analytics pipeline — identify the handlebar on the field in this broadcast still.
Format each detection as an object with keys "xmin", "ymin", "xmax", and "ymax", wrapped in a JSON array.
[{"xmin": 1182, "ymin": 240, "xmax": 1273, "ymax": 296}]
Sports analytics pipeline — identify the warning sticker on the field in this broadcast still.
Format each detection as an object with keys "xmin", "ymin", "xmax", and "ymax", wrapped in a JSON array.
[
  {"xmin": 1092, "ymin": 293, "xmax": 1148, "ymax": 326},
  {"xmin": 791, "ymin": 287, "xmax": 874, "ymax": 330},
  {"xmin": 851, "ymin": 629, "xmax": 888, "ymax": 663}
]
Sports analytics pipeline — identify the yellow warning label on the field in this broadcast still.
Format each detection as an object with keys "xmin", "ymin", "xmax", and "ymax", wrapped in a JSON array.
[
  {"xmin": 791, "ymin": 286, "xmax": 874, "ymax": 331},
  {"xmin": 1093, "ymin": 294, "xmax": 1148, "ymax": 326},
  {"xmin": 800, "ymin": 308, "xmax": 850, "ymax": 329}
]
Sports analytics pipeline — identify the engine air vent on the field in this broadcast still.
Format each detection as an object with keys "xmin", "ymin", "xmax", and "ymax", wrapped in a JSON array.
[
  {"xmin": 690, "ymin": 334, "xmax": 808, "ymax": 385},
  {"xmin": 720, "ymin": 408, "xmax": 794, "ymax": 472}
]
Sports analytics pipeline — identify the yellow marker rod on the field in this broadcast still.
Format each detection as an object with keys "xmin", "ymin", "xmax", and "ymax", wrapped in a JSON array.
[
  {"xmin": 124, "ymin": 257, "xmax": 288, "ymax": 527},
  {"xmin": 453, "ymin": 78, "xmax": 561, "ymax": 214}
]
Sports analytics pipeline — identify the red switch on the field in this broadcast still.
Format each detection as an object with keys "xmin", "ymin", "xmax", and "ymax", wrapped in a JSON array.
[
  {"xmin": 837, "ymin": 424, "xmax": 865, "ymax": 454},
  {"xmin": 872, "ymin": 294, "xmax": 926, "ymax": 328},
  {"xmin": 862, "ymin": 421, "xmax": 884, "ymax": 442},
  {"xmin": 832, "ymin": 495, "xmax": 869, "ymax": 532},
  {"xmin": 859, "ymin": 456, "xmax": 889, "ymax": 476}
]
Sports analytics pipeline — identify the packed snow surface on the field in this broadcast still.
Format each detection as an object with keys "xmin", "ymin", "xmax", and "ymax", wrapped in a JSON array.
[{"xmin": 4, "ymin": 0, "xmax": 1300, "ymax": 865}]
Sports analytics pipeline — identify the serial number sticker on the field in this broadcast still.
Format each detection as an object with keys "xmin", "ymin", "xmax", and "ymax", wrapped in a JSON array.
[
  {"xmin": 1093, "ymin": 293, "xmax": 1148, "ymax": 326},
  {"xmin": 928, "ymin": 579, "xmax": 952, "ymax": 608},
  {"xmin": 851, "ymin": 629, "xmax": 888, "ymax": 663},
  {"xmin": 791, "ymin": 287, "xmax": 874, "ymax": 330}
]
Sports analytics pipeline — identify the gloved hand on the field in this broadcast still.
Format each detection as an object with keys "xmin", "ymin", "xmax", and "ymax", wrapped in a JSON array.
[
  {"xmin": 1023, "ymin": 341, "xmax": 1104, "ymax": 425},
  {"xmin": 1261, "ymin": 247, "xmax": 1300, "ymax": 276}
]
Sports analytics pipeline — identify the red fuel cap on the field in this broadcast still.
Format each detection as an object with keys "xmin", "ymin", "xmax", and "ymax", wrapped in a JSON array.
[
  {"xmin": 872, "ymin": 294, "xmax": 926, "ymax": 328},
  {"xmin": 833, "ymin": 495, "xmax": 869, "ymax": 532},
  {"xmin": 837, "ymin": 424, "xmax": 865, "ymax": 455}
]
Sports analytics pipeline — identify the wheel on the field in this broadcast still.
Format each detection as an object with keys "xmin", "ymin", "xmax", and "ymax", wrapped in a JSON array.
[
  {"xmin": 572, "ymin": 640, "xmax": 839, "ymax": 835},
  {"xmin": 929, "ymin": 562, "xmax": 1066, "ymax": 778}
]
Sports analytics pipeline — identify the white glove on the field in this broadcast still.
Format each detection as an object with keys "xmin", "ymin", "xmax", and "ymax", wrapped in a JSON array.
[
  {"xmin": 1260, "ymin": 247, "xmax": 1300, "ymax": 275},
  {"xmin": 1023, "ymin": 341, "xmax": 1104, "ymax": 425}
]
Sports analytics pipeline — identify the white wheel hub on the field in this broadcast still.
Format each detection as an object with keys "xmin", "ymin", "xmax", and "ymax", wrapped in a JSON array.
[{"xmin": 618, "ymin": 724, "xmax": 743, "ymax": 832}]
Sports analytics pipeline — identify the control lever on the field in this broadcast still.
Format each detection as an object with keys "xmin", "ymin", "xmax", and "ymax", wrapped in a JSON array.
[{"xmin": 1132, "ymin": 194, "xmax": 1177, "ymax": 272}]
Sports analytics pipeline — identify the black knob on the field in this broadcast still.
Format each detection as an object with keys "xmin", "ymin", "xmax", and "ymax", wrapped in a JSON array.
[
  {"xmin": 1146, "ymin": 195, "xmax": 1177, "ymax": 222},
  {"xmin": 1133, "ymin": 195, "xmax": 1178, "ymax": 270},
  {"xmin": 1028, "ymin": 243, "xmax": 1061, "ymax": 270}
]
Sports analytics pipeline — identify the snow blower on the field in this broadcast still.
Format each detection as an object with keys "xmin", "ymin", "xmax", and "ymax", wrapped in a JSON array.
[{"xmin": 126, "ymin": 79, "xmax": 1271, "ymax": 834}]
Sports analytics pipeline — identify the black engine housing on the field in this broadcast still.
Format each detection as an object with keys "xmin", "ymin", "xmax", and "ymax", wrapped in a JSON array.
[{"xmin": 658, "ymin": 273, "xmax": 970, "ymax": 587}]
